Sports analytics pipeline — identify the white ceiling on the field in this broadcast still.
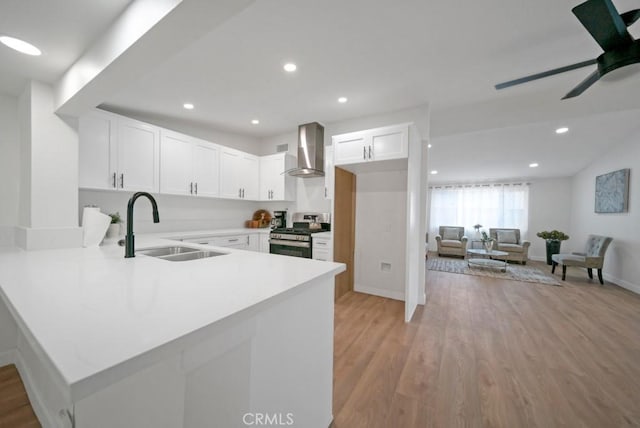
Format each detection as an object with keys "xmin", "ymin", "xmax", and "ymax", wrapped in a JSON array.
[
  {"xmin": 0, "ymin": 0, "xmax": 132, "ymax": 96},
  {"xmin": 2, "ymin": 0, "xmax": 640, "ymax": 182},
  {"xmin": 428, "ymin": 109, "xmax": 640, "ymax": 184}
]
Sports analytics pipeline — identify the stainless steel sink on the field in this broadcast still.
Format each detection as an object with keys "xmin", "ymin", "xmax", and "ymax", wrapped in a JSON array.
[
  {"xmin": 161, "ymin": 251, "xmax": 227, "ymax": 262},
  {"xmin": 137, "ymin": 246, "xmax": 227, "ymax": 261},
  {"xmin": 137, "ymin": 246, "xmax": 200, "ymax": 257}
]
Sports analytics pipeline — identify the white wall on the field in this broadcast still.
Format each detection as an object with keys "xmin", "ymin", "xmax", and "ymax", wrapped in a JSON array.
[
  {"xmin": 0, "ymin": 94, "xmax": 20, "ymax": 246},
  {"xmin": 354, "ymin": 170, "xmax": 408, "ymax": 300},
  {"xmin": 15, "ymin": 81, "xmax": 82, "ymax": 249},
  {"xmin": 527, "ymin": 177, "xmax": 572, "ymax": 260},
  {"xmin": 569, "ymin": 130, "xmax": 640, "ymax": 293},
  {"xmin": 79, "ymin": 190, "xmax": 290, "ymax": 234}
]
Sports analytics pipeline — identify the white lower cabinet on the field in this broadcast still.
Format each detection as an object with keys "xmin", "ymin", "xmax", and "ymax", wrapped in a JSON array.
[
  {"xmin": 312, "ymin": 234, "xmax": 333, "ymax": 261},
  {"xmin": 183, "ymin": 233, "xmax": 266, "ymax": 252},
  {"xmin": 259, "ymin": 234, "xmax": 270, "ymax": 253}
]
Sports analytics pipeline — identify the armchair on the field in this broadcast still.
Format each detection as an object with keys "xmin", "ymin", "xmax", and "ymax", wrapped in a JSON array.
[
  {"xmin": 435, "ymin": 226, "xmax": 468, "ymax": 258},
  {"xmin": 551, "ymin": 235, "xmax": 613, "ymax": 284},
  {"xmin": 489, "ymin": 228, "xmax": 531, "ymax": 264}
]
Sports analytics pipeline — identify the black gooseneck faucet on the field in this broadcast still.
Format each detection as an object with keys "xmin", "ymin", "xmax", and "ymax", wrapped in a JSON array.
[{"xmin": 125, "ymin": 192, "xmax": 160, "ymax": 258}]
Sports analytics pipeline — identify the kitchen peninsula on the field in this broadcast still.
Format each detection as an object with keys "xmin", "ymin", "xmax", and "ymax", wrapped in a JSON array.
[{"xmin": 0, "ymin": 235, "xmax": 344, "ymax": 427}]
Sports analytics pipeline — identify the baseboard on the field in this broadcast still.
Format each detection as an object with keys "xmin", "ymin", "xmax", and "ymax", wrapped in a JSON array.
[
  {"xmin": 14, "ymin": 349, "xmax": 61, "ymax": 428},
  {"xmin": 529, "ymin": 255, "xmax": 546, "ymax": 262},
  {"xmin": 420, "ymin": 292, "xmax": 426, "ymax": 305},
  {"xmin": 354, "ymin": 284, "xmax": 404, "ymax": 301},
  {"xmin": 603, "ymin": 273, "xmax": 640, "ymax": 294}
]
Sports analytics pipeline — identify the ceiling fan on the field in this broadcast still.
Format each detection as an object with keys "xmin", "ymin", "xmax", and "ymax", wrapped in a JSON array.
[{"xmin": 495, "ymin": 0, "xmax": 640, "ymax": 99}]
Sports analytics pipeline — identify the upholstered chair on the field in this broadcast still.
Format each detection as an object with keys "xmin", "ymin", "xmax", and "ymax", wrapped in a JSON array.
[
  {"xmin": 435, "ymin": 226, "xmax": 468, "ymax": 258},
  {"xmin": 551, "ymin": 235, "xmax": 613, "ymax": 284},
  {"xmin": 489, "ymin": 228, "xmax": 531, "ymax": 264}
]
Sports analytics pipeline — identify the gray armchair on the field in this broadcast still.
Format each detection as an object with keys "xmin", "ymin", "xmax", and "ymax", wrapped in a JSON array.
[
  {"xmin": 435, "ymin": 226, "xmax": 468, "ymax": 258},
  {"xmin": 551, "ymin": 235, "xmax": 613, "ymax": 284},
  {"xmin": 489, "ymin": 228, "xmax": 531, "ymax": 264}
]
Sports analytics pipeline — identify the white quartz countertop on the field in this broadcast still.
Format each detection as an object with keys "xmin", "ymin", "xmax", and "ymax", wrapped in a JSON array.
[{"xmin": 0, "ymin": 230, "xmax": 344, "ymax": 401}]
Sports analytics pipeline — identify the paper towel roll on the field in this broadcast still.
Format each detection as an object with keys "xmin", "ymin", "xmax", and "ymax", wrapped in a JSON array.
[{"xmin": 82, "ymin": 207, "xmax": 111, "ymax": 247}]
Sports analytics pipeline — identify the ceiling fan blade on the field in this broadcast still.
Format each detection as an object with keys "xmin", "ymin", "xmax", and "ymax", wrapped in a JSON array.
[
  {"xmin": 562, "ymin": 70, "xmax": 601, "ymax": 99},
  {"xmin": 621, "ymin": 9, "xmax": 640, "ymax": 27},
  {"xmin": 572, "ymin": 0, "xmax": 633, "ymax": 51},
  {"xmin": 495, "ymin": 59, "xmax": 597, "ymax": 90}
]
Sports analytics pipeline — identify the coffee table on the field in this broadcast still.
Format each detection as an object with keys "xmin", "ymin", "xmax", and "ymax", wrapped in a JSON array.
[{"xmin": 467, "ymin": 249, "xmax": 509, "ymax": 272}]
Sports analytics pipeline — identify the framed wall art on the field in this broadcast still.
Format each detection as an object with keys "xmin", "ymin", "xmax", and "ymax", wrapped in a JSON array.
[{"xmin": 595, "ymin": 168, "xmax": 630, "ymax": 213}]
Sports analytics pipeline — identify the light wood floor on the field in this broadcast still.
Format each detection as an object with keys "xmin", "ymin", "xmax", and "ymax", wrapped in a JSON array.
[
  {"xmin": 333, "ymin": 260, "xmax": 640, "ymax": 428},
  {"xmin": 0, "ymin": 364, "xmax": 40, "ymax": 427}
]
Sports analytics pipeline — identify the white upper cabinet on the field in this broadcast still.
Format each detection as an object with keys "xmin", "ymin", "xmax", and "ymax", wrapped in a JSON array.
[
  {"xmin": 117, "ymin": 117, "xmax": 160, "ymax": 192},
  {"xmin": 78, "ymin": 110, "xmax": 115, "ymax": 190},
  {"xmin": 259, "ymin": 153, "xmax": 296, "ymax": 201},
  {"xmin": 220, "ymin": 148, "xmax": 258, "ymax": 200},
  {"xmin": 192, "ymin": 139, "xmax": 220, "ymax": 198},
  {"xmin": 333, "ymin": 123, "xmax": 409, "ymax": 166},
  {"xmin": 160, "ymin": 130, "xmax": 194, "ymax": 196},
  {"xmin": 160, "ymin": 131, "xmax": 220, "ymax": 197},
  {"xmin": 79, "ymin": 110, "xmax": 296, "ymax": 203},
  {"xmin": 79, "ymin": 111, "xmax": 159, "ymax": 192}
]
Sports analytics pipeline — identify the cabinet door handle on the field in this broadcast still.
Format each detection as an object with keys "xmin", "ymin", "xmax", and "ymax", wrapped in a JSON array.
[
  {"xmin": 195, "ymin": 182, "xmax": 198, "ymax": 195},
  {"xmin": 239, "ymin": 188, "xmax": 242, "ymax": 198},
  {"xmin": 190, "ymin": 182, "xmax": 193, "ymax": 194},
  {"xmin": 120, "ymin": 174, "xmax": 124, "ymax": 188},
  {"xmin": 325, "ymin": 187, "xmax": 327, "ymax": 197},
  {"xmin": 112, "ymin": 173, "xmax": 117, "ymax": 188},
  {"xmin": 228, "ymin": 238, "xmax": 239, "ymax": 242},
  {"xmin": 368, "ymin": 145, "xmax": 372, "ymax": 159},
  {"xmin": 242, "ymin": 188, "xmax": 245, "ymax": 198},
  {"xmin": 363, "ymin": 146, "xmax": 366, "ymax": 160}
]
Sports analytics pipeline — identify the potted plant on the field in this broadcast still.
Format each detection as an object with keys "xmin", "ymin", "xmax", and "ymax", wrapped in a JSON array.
[
  {"xmin": 106, "ymin": 212, "xmax": 123, "ymax": 239},
  {"xmin": 480, "ymin": 230, "xmax": 494, "ymax": 252},
  {"xmin": 537, "ymin": 230, "xmax": 570, "ymax": 265}
]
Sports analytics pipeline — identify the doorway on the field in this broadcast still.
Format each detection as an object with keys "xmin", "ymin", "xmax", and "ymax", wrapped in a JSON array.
[{"xmin": 333, "ymin": 167, "xmax": 356, "ymax": 301}]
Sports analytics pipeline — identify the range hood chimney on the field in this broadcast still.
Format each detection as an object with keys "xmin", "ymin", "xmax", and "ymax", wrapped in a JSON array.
[{"xmin": 287, "ymin": 122, "xmax": 324, "ymax": 177}]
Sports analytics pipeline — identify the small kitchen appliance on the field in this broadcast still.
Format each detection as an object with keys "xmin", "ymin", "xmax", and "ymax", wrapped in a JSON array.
[
  {"xmin": 271, "ymin": 210, "xmax": 288, "ymax": 229},
  {"xmin": 269, "ymin": 212, "xmax": 330, "ymax": 258}
]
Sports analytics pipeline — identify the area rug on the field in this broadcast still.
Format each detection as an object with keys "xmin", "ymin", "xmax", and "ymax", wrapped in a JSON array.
[{"xmin": 427, "ymin": 257, "xmax": 562, "ymax": 286}]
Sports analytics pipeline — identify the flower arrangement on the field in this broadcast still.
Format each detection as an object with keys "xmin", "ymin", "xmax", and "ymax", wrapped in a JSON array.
[
  {"xmin": 480, "ymin": 230, "xmax": 493, "ymax": 242},
  {"xmin": 536, "ymin": 230, "xmax": 569, "ymax": 241}
]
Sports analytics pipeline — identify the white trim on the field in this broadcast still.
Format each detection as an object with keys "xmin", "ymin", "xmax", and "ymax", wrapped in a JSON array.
[
  {"xmin": 420, "ymin": 292, "xmax": 426, "ymax": 305},
  {"xmin": 355, "ymin": 284, "xmax": 405, "ymax": 301},
  {"xmin": 604, "ymin": 273, "xmax": 640, "ymax": 294}
]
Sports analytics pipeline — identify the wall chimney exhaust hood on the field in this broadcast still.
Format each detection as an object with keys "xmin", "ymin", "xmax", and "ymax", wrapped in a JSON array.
[{"xmin": 287, "ymin": 122, "xmax": 325, "ymax": 177}]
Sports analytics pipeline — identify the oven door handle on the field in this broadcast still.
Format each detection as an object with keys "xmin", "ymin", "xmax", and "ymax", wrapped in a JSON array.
[{"xmin": 269, "ymin": 239, "xmax": 310, "ymax": 248}]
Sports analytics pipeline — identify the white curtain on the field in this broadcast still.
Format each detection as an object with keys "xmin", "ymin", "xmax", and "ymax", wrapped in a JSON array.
[{"xmin": 428, "ymin": 183, "xmax": 529, "ymax": 242}]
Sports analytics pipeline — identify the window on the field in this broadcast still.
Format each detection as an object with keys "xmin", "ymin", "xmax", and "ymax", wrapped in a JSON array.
[{"xmin": 429, "ymin": 183, "xmax": 529, "ymax": 239}]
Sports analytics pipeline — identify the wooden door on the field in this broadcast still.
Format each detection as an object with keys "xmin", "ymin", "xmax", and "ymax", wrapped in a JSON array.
[{"xmin": 333, "ymin": 167, "xmax": 356, "ymax": 300}]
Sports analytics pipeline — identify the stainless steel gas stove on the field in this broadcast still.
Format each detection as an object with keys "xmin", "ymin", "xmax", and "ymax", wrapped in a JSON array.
[{"xmin": 269, "ymin": 212, "xmax": 330, "ymax": 258}]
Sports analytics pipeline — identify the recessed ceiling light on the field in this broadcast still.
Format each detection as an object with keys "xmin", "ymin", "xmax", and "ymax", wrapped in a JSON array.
[
  {"xmin": 183, "ymin": 103, "xmax": 194, "ymax": 110},
  {"xmin": 0, "ymin": 36, "xmax": 41, "ymax": 56},
  {"xmin": 529, "ymin": 163, "xmax": 539, "ymax": 168},
  {"xmin": 428, "ymin": 144, "xmax": 432, "ymax": 148},
  {"xmin": 338, "ymin": 97, "xmax": 348, "ymax": 103},
  {"xmin": 251, "ymin": 119, "xmax": 260, "ymax": 125},
  {"xmin": 555, "ymin": 127, "xmax": 569, "ymax": 134},
  {"xmin": 430, "ymin": 170, "xmax": 438, "ymax": 175},
  {"xmin": 283, "ymin": 63, "xmax": 297, "ymax": 72}
]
